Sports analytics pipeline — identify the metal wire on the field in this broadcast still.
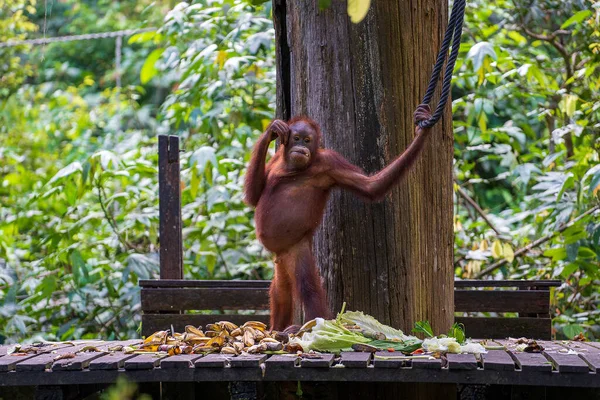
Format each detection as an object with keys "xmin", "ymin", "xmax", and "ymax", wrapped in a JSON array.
[
  {"xmin": 0, "ymin": 28, "xmax": 155, "ymax": 48},
  {"xmin": 417, "ymin": 0, "xmax": 466, "ymax": 129}
]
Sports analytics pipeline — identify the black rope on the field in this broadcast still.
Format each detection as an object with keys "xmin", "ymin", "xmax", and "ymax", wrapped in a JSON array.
[{"xmin": 417, "ymin": 0, "xmax": 466, "ymax": 129}]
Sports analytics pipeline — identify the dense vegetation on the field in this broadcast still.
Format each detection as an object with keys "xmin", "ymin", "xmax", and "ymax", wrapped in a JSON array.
[{"xmin": 0, "ymin": 0, "xmax": 598, "ymax": 344}]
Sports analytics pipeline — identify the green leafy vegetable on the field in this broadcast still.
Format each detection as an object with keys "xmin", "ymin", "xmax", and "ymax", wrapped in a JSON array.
[
  {"xmin": 413, "ymin": 321, "xmax": 434, "ymax": 338},
  {"xmin": 339, "ymin": 310, "xmax": 416, "ymax": 341},
  {"xmin": 447, "ymin": 323, "xmax": 466, "ymax": 344}
]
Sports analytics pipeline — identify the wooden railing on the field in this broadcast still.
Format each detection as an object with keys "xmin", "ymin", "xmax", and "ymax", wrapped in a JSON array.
[{"xmin": 143, "ymin": 135, "xmax": 560, "ymax": 339}]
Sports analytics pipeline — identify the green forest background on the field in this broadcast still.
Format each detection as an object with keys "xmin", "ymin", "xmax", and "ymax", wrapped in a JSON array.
[{"xmin": 0, "ymin": 0, "xmax": 599, "ymax": 344}]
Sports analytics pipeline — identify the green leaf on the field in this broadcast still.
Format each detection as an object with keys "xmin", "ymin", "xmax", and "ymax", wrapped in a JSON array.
[
  {"xmin": 447, "ymin": 323, "xmax": 466, "ymax": 344},
  {"xmin": 368, "ymin": 340, "xmax": 422, "ymax": 354},
  {"xmin": 467, "ymin": 42, "xmax": 497, "ymax": 72},
  {"xmin": 347, "ymin": 0, "xmax": 371, "ymax": 23},
  {"xmin": 128, "ymin": 31, "xmax": 158, "ymax": 44},
  {"xmin": 589, "ymin": 170, "xmax": 600, "ymax": 196},
  {"xmin": 561, "ymin": 10, "xmax": 592, "ymax": 29},
  {"xmin": 46, "ymin": 162, "xmax": 83, "ymax": 186},
  {"xmin": 70, "ymin": 250, "xmax": 89, "ymax": 286},
  {"xmin": 560, "ymin": 263, "xmax": 578, "ymax": 278},
  {"xmin": 40, "ymin": 276, "xmax": 57, "ymax": 299},
  {"xmin": 413, "ymin": 321, "xmax": 434, "ymax": 338},
  {"xmin": 577, "ymin": 247, "xmax": 597, "ymax": 259},
  {"xmin": 543, "ymin": 247, "xmax": 567, "ymax": 262},
  {"xmin": 557, "ymin": 175, "xmax": 574, "ymax": 202},
  {"xmin": 562, "ymin": 324, "xmax": 584, "ymax": 339},
  {"xmin": 140, "ymin": 48, "xmax": 164, "ymax": 84},
  {"xmin": 491, "ymin": 240, "xmax": 503, "ymax": 259}
]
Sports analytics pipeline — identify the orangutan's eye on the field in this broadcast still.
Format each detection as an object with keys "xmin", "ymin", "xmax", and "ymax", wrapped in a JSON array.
[
  {"xmin": 294, "ymin": 136, "xmax": 300, "ymax": 141},
  {"xmin": 304, "ymin": 137, "xmax": 311, "ymax": 143}
]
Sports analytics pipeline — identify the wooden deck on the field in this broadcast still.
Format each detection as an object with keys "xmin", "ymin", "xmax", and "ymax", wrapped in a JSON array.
[{"xmin": 1, "ymin": 340, "xmax": 600, "ymax": 389}]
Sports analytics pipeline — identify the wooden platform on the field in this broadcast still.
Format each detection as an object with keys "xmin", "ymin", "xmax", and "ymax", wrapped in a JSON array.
[{"xmin": 1, "ymin": 340, "xmax": 600, "ymax": 388}]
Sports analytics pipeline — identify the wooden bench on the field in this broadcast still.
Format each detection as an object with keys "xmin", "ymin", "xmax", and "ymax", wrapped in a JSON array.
[
  {"xmin": 146, "ymin": 135, "xmax": 560, "ymax": 339},
  {"xmin": 140, "ymin": 278, "xmax": 559, "ymax": 338}
]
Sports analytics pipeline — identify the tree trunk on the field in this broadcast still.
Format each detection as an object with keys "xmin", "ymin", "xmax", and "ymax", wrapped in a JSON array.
[{"xmin": 273, "ymin": 0, "xmax": 454, "ymax": 335}]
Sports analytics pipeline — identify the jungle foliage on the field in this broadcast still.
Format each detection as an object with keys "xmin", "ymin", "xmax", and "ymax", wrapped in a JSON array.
[{"xmin": 0, "ymin": 0, "xmax": 598, "ymax": 343}]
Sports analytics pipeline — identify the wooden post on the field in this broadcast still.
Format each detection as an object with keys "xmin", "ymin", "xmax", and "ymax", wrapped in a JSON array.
[
  {"xmin": 158, "ymin": 135, "xmax": 183, "ymax": 280},
  {"xmin": 273, "ymin": 0, "xmax": 454, "ymax": 337},
  {"xmin": 273, "ymin": 1, "xmax": 454, "ymax": 397}
]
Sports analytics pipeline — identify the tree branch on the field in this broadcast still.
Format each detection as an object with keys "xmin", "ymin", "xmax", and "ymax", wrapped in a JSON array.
[
  {"xmin": 455, "ymin": 181, "xmax": 504, "ymax": 236},
  {"xmin": 475, "ymin": 205, "xmax": 600, "ymax": 278},
  {"xmin": 95, "ymin": 178, "xmax": 142, "ymax": 252}
]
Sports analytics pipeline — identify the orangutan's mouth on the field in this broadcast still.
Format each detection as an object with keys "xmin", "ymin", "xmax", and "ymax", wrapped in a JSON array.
[{"xmin": 291, "ymin": 150, "xmax": 309, "ymax": 158}]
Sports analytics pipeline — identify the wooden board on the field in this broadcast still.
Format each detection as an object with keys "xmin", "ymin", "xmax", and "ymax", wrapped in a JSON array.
[
  {"xmin": 538, "ymin": 340, "xmax": 590, "ymax": 374},
  {"xmin": 372, "ymin": 352, "xmax": 409, "ymax": 368},
  {"xmin": 339, "ymin": 352, "xmax": 371, "ymax": 368},
  {"xmin": 229, "ymin": 355, "xmax": 267, "ymax": 368},
  {"xmin": 454, "ymin": 290, "xmax": 549, "ymax": 313},
  {"xmin": 411, "ymin": 357, "xmax": 442, "ymax": 369},
  {"xmin": 559, "ymin": 341, "xmax": 600, "ymax": 372},
  {"xmin": 481, "ymin": 350, "xmax": 516, "ymax": 371},
  {"xmin": 141, "ymin": 288, "xmax": 270, "ymax": 311},
  {"xmin": 456, "ymin": 317, "xmax": 551, "ymax": 340},
  {"xmin": 158, "ymin": 134, "xmax": 183, "ymax": 280},
  {"xmin": 264, "ymin": 354, "xmax": 299, "ymax": 369},
  {"xmin": 14, "ymin": 343, "xmax": 95, "ymax": 372},
  {"xmin": 52, "ymin": 340, "xmax": 142, "ymax": 372},
  {"xmin": 159, "ymin": 354, "xmax": 203, "ymax": 369},
  {"xmin": 141, "ymin": 279, "xmax": 560, "ymax": 289},
  {"xmin": 496, "ymin": 339, "xmax": 553, "ymax": 372},
  {"xmin": 0, "ymin": 343, "xmax": 77, "ymax": 372},
  {"xmin": 300, "ymin": 354, "xmax": 335, "ymax": 368},
  {"xmin": 123, "ymin": 354, "xmax": 166, "ymax": 370},
  {"xmin": 142, "ymin": 314, "xmax": 269, "ymax": 336},
  {"xmin": 88, "ymin": 352, "xmax": 138, "ymax": 370},
  {"xmin": 140, "ymin": 280, "xmax": 271, "ymax": 289},
  {"xmin": 454, "ymin": 280, "xmax": 560, "ymax": 288},
  {"xmin": 194, "ymin": 354, "xmax": 231, "ymax": 368},
  {"xmin": 447, "ymin": 353, "xmax": 478, "ymax": 370}
]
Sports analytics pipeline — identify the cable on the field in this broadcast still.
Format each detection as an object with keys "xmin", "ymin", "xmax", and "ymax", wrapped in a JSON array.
[{"xmin": 0, "ymin": 27, "xmax": 155, "ymax": 49}]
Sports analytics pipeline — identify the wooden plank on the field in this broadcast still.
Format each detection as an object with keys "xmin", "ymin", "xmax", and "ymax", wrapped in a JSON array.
[
  {"xmin": 158, "ymin": 134, "xmax": 183, "ymax": 280},
  {"xmin": 544, "ymin": 351, "xmax": 590, "ymax": 373},
  {"xmin": 52, "ymin": 340, "xmax": 142, "ymax": 371},
  {"xmin": 339, "ymin": 352, "xmax": 371, "ymax": 368},
  {"xmin": 229, "ymin": 355, "xmax": 267, "ymax": 368},
  {"xmin": 0, "ymin": 345, "xmax": 10, "ymax": 356},
  {"xmin": 0, "ymin": 343, "xmax": 77, "ymax": 372},
  {"xmin": 160, "ymin": 354, "xmax": 203, "ymax": 369},
  {"xmin": 372, "ymin": 352, "xmax": 409, "ymax": 368},
  {"xmin": 495, "ymin": 339, "xmax": 553, "ymax": 372},
  {"xmin": 123, "ymin": 354, "xmax": 166, "ymax": 370},
  {"xmin": 454, "ymin": 280, "xmax": 560, "ymax": 288},
  {"xmin": 141, "ymin": 279, "xmax": 560, "ymax": 289},
  {"xmin": 264, "ymin": 354, "xmax": 300, "ymax": 369},
  {"xmin": 88, "ymin": 352, "xmax": 138, "ymax": 370},
  {"xmin": 447, "ymin": 353, "xmax": 478, "ymax": 370},
  {"xmin": 511, "ymin": 351, "xmax": 553, "ymax": 372},
  {"xmin": 455, "ymin": 290, "xmax": 549, "ymax": 313},
  {"xmin": 455, "ymin": 317, "xmax": 551, "ymax": 340},
  {"xmin": 299, "ymin": 354, "xmax": 335, "ymax": 368},
  {"xmin": 15, "ymin": 343, "xmax": 101, "ymax": 372},
  {"xmin": 142, "ymin": 314, "xmax": 269, "ymax": 336},
  {"xmin": 411, "ymin": 357, "xmax": 442, "ymax": 369},
  {"xmin": 194, "ymin": 354, "xmax": 230, "ymax": 368},
  {"xmin": 140, "ymin": 280, "xmax": 271, "ymax": 289},
  {"xmin": 560, "ymin": 341, "xmax": 600, "ymax": 372},
  {"xmin": 538, "ymin": 341, "xmax": 590, "ymax": 373},
  {"xmin": 141, "ymin": 288, "xmax": 270, "ymax": 311},
  {"xmin": 481, "ymin": 350, "xmax": 515, "ymax": 371}
]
